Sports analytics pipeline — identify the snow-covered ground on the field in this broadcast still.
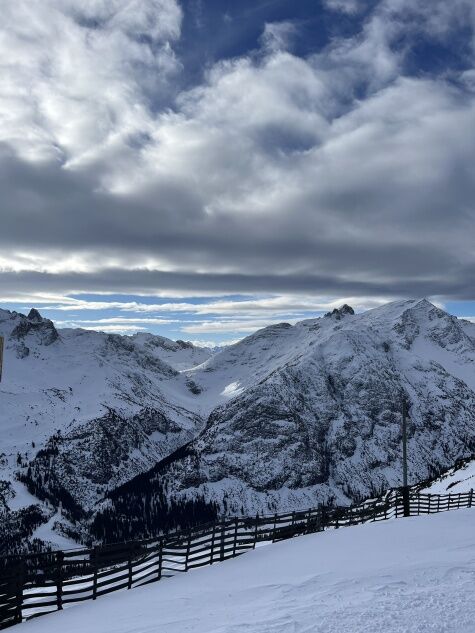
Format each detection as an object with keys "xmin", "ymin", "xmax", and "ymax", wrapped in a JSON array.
[
  {"xmin": 20, "ymin": 508, "xmax": 475, "ymax": 633},
  {"xmin": 422, "ymin": 460, "xmax": 475, "ymax": 494}
]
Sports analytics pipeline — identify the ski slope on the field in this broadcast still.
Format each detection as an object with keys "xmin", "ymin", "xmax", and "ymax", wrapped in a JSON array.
[{"xmin": 20, "ymin": 508, "xmax": 475, "ymax": 633}]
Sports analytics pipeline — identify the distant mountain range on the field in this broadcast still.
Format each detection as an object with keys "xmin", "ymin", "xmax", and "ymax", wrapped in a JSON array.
[{"xmin": 1, "ymin": 299, "xmax": 475, "ymax": 551}]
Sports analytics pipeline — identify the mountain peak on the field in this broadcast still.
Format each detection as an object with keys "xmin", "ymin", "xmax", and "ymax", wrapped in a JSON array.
[
  {"xmin": 340, "ymin": 304, "xmax": 355, "ymax": 316},
  {"xmin": 325, "ymin": 304, "xmax": 355, "ymax": 319},
  {"xmin": 405, "ymin": 298, "xmax": 437, "ymax": 312},
  {"xmin": 27, "ymin": 308, "xmax": 43, "ymax": 322},
  {"xmin": 10, "ymin": 308, "xmax": 59, "ymax": 346}
]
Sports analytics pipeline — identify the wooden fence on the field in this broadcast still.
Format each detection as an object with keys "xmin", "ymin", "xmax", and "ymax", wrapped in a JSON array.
[{"xmin": 1, "ymin": 488, "xmax": 473, "ymax": 629}]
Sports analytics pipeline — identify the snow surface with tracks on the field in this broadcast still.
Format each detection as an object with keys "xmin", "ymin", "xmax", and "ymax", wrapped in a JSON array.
[{"xmin": 19, "ymin": 508, "xmax": 475, "ymax": 633}]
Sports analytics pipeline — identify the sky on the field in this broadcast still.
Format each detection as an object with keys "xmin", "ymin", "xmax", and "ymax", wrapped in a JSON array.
[{"xmin": 1, "ymin": 0, "xmax": 475, "ymax": 344}]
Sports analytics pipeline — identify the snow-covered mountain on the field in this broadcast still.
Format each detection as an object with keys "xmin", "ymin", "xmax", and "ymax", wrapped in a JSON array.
[
  {"xmin": 0, "ymin": 308, "xmax": 214, "ymax": 550},
  {"xmin": 2, "ymin": 299, "xmax": 475, "ymax": 550},
  {"xmin": 95, "ymin": 299, "xmax": 475, "ymax": 541}
]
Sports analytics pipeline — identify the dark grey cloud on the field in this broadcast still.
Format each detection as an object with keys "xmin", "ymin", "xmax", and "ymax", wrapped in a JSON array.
[
  {"xmin": 1, "ymin": 0, "xmax": 475, "ymax": 306},
  {"xmin": 0, "ymin": 143, "xmax": 466, "ymax": 278},
  {"xmin": 1, "ymin": 267, "xmax": 475, "ymax": 303}
]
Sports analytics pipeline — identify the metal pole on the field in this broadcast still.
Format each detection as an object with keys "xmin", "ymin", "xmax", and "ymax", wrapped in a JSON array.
[
  {"xmin": 0, "ymin": 335, "xmax": 4, "ymax": 383},
  {"xmin": 402, "ymin": 399, "xmax": 410, "ymax": 517},
  {"xmin": 402, "ymin": 400, "xmax": 408, "ymax": 488}
]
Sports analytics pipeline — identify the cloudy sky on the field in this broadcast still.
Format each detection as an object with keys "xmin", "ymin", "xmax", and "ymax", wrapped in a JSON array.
[{"xmin": 1, "ymin": 0, "xmax": 475, "ymax": 344}]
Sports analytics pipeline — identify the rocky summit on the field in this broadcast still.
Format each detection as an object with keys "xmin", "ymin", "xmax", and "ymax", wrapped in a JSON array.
[{"xmin": 1, "ymin": 299, "xmax": 475, "ymax": 550}]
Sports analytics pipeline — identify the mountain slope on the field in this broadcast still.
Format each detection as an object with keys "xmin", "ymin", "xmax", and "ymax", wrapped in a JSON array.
[
  {"xmin": 3, "ymin": 299, "xmax": 475, "ymax": 549},
  {"xmin": 0, "ymin": 308, "xmax": 212, "ymax": 540},
  {"xmin": 420, "ymin": 455, "xmax": 475, "ymax": 494},
  {"xmin": 95, "ymin": 299, "xmax": 475, "ymax": 540}
]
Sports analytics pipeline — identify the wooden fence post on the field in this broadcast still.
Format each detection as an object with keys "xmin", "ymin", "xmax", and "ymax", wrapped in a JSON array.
[
  {"xmin": 232, "ymin": 518, "xmax": 239, "ymax": 557},
  {"xmin": 315, "ymin": 506, "xmax": 322, "ymax": 533},
  {"xmin": 157, "ymin": 539, "xmax": 163, "ymax": 580},
  {"xmin": 313, "ymin": 510, "xmax": 320, "ymax": 532},
  {"xmin": 253, "ymin": 514, "xmax": 259, "ymax": 549},
  {"xmin": 320, "ymin": 506, "xmax": 326, "ymax": 530},
  {"xmin": 220, "ymin": 522, "xmax": 226, "ymax": 561},
  {"xmin": 92, "ymin": 548, "xmax": 98, "ymax": 600},
  {"xmin": 306, "ymin": 510, "xmax": 312, "ymax": 534},
  {"xmin": 56, "ymin": 551, "xmax": 64, "ymax": 610},
  {"xmin": 15, "ymin": 560, "xmax": 25, "ymax": 624},
  {"xmin": 469, "ymin": 489, "xmax": 474, "ymax": 508},
  {"xmin": 184, "ymin": 530, "xmax": 192, "ymax": 572},
  {"xmin": 272, "ymin": 513, "xmax": 277, "ymax": 542},
  {"xmin": 127, "ymin": 544, "xmax": 133, "ymax": 589},
  {"xmin": 402, "ymin": 486, "xmax": 410, "ymax": 517},
  {"xmin": 210, "ymin": 523, "xmax": 216, "ymax": 564}
]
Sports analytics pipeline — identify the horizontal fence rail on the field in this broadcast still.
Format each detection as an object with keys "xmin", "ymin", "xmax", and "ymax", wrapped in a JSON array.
[{"xmin": 0, "ymin": 489, "xmax": 473, "ymax": 629}]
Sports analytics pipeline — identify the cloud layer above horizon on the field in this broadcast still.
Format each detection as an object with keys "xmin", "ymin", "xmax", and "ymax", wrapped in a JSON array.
[{"xmin": 1, "ymin": 0, "xmax": 475, "ymax": 340}]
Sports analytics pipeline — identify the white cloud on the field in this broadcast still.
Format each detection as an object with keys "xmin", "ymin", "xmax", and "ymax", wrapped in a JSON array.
[
  {"xmin": 323, "ymin": 0, "xmax": 364, "ymax": 14},
  {"xmin": 187, "ymin": 339, "xmax": 233, "ymax": 348},
  {"xmin": 77, "ymin": 324, "xmax": 148, "ymax": 333},
  {"xmin": 261, "ymin": 21, "xmax": 298, "ymax": 52},
  {"xmin": 55, "ymin": 317, "xmax": 179, "ymax": 327},
  {"xmin": 35, "ymin": 295, "xmax": 388, "ymax": 317},
  {"xmin": 180, "ymin": 318, "xmax": 302, "ymax": 334},
  {"xmin": 1, "ymin": 0, "xmax": 475, "ymax": 311},
  {"xmin": 0, "ymin": 0, "xmax": 182, "ymax": 164}
]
